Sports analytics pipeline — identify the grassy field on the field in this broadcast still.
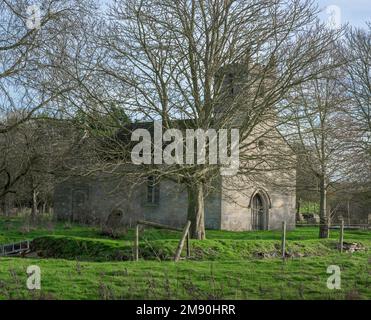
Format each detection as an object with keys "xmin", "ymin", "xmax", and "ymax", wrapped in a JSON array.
[
  {"xmin": 0, "ymin": 217, "xmax": 370, "ymax": 300},
  {"xmin": 299, "ymin": 201, "xmax": 320, "ymax": 215}
]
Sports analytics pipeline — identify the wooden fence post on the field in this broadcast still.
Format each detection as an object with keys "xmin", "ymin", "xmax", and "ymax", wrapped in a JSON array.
[
  {"xmin": 174, "ymin": 221, "xmax": 191, "ymax": 262},
  {"xmin": 134, "ymin": 223, "xmax": 139, "ymax": 261},
  {"xmin": 339, "ymin": 219, "xmax": 344, "ymax": 253},
  {"xmin": 281, "ymin": 221, "xmax": 286, "ymax": 259},
  {"xmin": 186, "ymin": 230, "xmax": 190, "ymax": 258}
]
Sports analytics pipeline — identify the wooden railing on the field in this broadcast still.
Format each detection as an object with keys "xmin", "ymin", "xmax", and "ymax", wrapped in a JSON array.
[{"xmin": 0, "ymin": 240, "xmax": 31, "ymax": 256}]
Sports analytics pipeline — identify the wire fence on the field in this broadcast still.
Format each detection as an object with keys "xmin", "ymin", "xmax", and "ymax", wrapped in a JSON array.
[
  {"xmin": 280, "ymin": 220, "xmax": 368, "ymax": 259},
  {"xmin": 289, "ymin": 223, "xmax": 369, "ymax": 229},
  {"xmin": 132, "ymin": 219, "xmax": 370, "ymax": 262}
]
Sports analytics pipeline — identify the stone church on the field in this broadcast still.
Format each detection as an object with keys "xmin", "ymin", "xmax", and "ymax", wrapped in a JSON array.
[{"xmin": 54, "ymin": 64, "xmax": 296, "ymax": 231}]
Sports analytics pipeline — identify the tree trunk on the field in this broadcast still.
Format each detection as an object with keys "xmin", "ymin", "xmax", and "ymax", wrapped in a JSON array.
[
  {"xmin": 319, "ymin": 177, "xmax": 329, "ymax": 238},
  {"xmin": 296, "ymin": 197, "xmax": 302, "ymax": 222},
  {"xmin": 31, "ymin": 189, "xmax": 38, "ymax": 222},
  {"xmin": 1, "ymin": 195, "xmax": 8, "ymax": 216},
  {"xmin": 187, "ymin": 182, "xmax": 205, "ymax": 240}
]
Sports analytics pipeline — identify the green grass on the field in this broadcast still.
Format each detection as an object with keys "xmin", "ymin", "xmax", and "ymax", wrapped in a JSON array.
[
  {"xmin": 0, "ymin": 217, "xmax": 369, "ymax": 299},
  {"xmin": 0, "ymin": 252, "xmax": 369, "ymax": 299},
  {"xmin": 0, "ymin": 217, "xmax": 100, "ymax": 243},
  {"xmin": 1, "ymin": 216, "xmax": 369, "ymax": 243},
  {"xmin": 299, "ymin": 201, "xmax": 320, "ymax": 215}
]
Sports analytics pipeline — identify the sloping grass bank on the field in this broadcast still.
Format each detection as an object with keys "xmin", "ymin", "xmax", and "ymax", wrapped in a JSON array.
[
  {"xmin": 31, "ymin": 235, "xmax": 368, "ymax": 261},
  {"xmin": 31, "ymin": 236, "xmax": 132, "ymax": 261}
]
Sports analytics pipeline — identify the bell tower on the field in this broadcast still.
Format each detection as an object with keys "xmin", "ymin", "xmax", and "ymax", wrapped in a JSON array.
[
  {"xmin": 214, "ymin": 63, "xmax": 251, "ymax": 127},
  {"xmin": 214, "ymin": 59, "xmax": 276, "ymax": 127}
]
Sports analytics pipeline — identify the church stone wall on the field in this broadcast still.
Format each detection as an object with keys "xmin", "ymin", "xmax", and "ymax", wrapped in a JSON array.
[
  {"xmin": 54, "ymin": 176, "xmax": 222, "ymax": 229},
  {"xmin": 220, "ymin": 170, "xmax": 296, "ymax": 231}
]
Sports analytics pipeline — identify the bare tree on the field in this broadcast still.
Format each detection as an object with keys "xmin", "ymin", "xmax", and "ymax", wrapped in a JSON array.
[
  {"xmin": 0, "ymin": 114, "xmax": 78, "ymax": 219},
  {"xmin": 339, "ymin": 24, "xmax": 371, "ymax": 185},
  {"xmin": 342, "ymin": 23, "xmax": 371, "ymax": 138},
  {"xmin": 60, "ymin": 0, "xmax": 342, "ymax": 238},
  {"xmin": 282, "ymin": 51, "xmax": 358, "ymax": 237},
  {"xmin": 0, "ymin": 0, "xmax": 95, "ymax": 200},
  {"xmin": 0, "ymin": 115, "xmax": 38, "ymax": 211}
]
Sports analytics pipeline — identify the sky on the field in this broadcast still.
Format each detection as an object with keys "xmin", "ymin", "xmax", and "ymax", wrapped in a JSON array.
[
  {"xmin": 317, "ymin": 0, "xmax": 370, "ymax": 28},
  {"xmin": 100, "ymin": 0, "xmax": 370, "ymax": 29}
]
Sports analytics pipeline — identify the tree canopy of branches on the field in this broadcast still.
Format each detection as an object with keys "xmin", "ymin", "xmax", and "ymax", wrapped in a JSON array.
[
  {"xmin": 342, "ymin": 23, "xmax": 371, "ymax": 138},
  {"xmin": 55, "ymin": 0, "xmax": 343, "ymax": 239},
  {"xmin": 283, "ymin": 53, "xmax": 356, "ymax": 237},
  {"xmin": 0, "ymin": 0, "xmax": 95, "ymax": 202}
]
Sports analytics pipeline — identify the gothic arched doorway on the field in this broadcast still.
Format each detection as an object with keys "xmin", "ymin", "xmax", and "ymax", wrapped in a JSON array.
[{"xmin": 251, "ymin": 193, "xmax": 269, "ymax": 230}]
